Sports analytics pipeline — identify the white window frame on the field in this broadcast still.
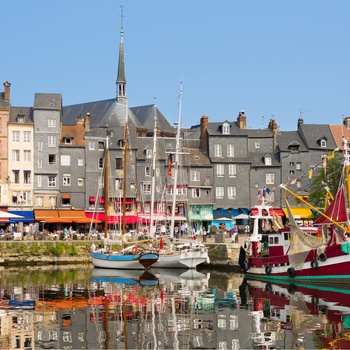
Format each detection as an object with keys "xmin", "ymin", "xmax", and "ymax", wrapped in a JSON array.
[
  {"xmin": 23, "ymin": 171, "xmax": 31, "ymax": 184},
  {"xmin": 143, "ymin": 182, "xmax": 151, "ymax": 194},
  {"xmin": 216, "ymin": 186, "xmax": 224, "ymax": 198},
  {"xmin": 266, "ymin": 173, "xmax": 275, "ymax": 185},
  {"xmin": 227, "ymin": 144, "xmax": 234, "ymax": 157},
  {"xmin": 145, "ymin": 166, "xmax": 151, "ymax": 177},
  {"xmin": 78, "ymin": 178, "xmax": 83, "ymax": 186},
  {"xmin": 228, "ymin": 186, "xmax": 236, "ymax": 198},
  {"xmin": 48, "ymin": 175, "xmax": 57, "ymax": 187},
  {"xmin": 61, "ymin": 155, "xmax": 71, "ymax": 166},
  {"xmin": 321, "ymin": 139, "xmax": 327, "ymax": 147},
  {"xmin": 38, "ymin": 141, "xmax": 43, "ymax": 151},
  {"xmin": 228, "ymin": 164, "xmax": 236, "ymax": 177},
  {"xmin": 214, "ymin": 144, "xmax": 222, "ymax": 157},
  {"xmin": 36, "ymin": 196, "xmax": 44, "ymax": 207},
  {"xmin": 89, "ymin": 141, "xmax": 95, "ymax": 150},
  {"xmin": 24, "ymin": 150, "xmax": 31, "ymax": 162},
  {"xmin": 23, "ymin": 131, "xmax": 31, "ymax": 143},
  {"xmin": 78, "ymin": 158, "xmax": 84, "ymax": 166},
  {"xmin": 48, "ymin": 119, "xmax": 56, "ymax": 127},
  {"xmin": 37, "ymin": 175, "xmax": 42, "ymax": 187},
  {"xmin": 12, "ymin": 131, "xmax": 20, "ymax": 143},
  {"xmin": 12, "ymin": 150, "xmax": 20, "ymax": 162},
  {"xmin": 216, "ymin": 164, "xmax": 224, "ymax": 177},
  {"xmin": 192, "ymin": 188, "xmax": 200, "ymax": 198},
  {"xmin": 255, "ymin": 141, "xmax": 260, "ymax": 149},
  {"xmin": 222, "ymin": 122, "xmax": 230, "ymax": 134},
  {"xmin": 38, "ymin": 159, "xmax": 42, "ymax": 169},
  {"xmin": 63, "ymin": 174, "xmax": 71, "ymax": 186},
  {"xmin": 265, "ymin": 156, "xmax": 272, "ymax": 165},
  {"xmin": 190, "ymin": 170, "xmax": 200, "ymax": 182},
  {"xmin": 48, "ymin": 136, "xmax": 56, "ymax": 148},
  {"xmin": 146, "ymin": 149, "xmax": 152, "ymax": 158}
]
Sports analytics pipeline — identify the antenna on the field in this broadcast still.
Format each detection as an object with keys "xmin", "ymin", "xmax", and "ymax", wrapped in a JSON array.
[
  {"xmin": 120, "ymin": 4, "xmax": 124, "ymax": 29},
  {"xmin": 299, "ymin": 108, "xmax": 309, "ymax": 118}
]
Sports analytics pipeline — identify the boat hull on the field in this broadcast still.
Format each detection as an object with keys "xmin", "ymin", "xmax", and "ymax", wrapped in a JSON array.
[
  {"xmin": 152, "ymin": 249, "xmax": 209, "ymax": 269},
  {"xmin": 90, "ymin": 251, "xmax": 159, "ymax": 270},
  {"xmin": 244, "ymin": 243, "xmax": 350, "ymax": 283}
]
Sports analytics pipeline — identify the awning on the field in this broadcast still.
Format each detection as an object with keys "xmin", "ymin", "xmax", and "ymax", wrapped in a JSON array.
[
  {"xmin": 89, "ymin": 196, "xmax": 95, "ymax": 203},
  {"xmin": 34, "ymin": 210, "xmax": 59, "ymax": 221},
  {"xmin": 58, "ymin": 210, "xmax": 86, "ymax": 219},
  {"xmin": 0, "ymin": 208, "xmax": 9, "ymax": 223},
  {"xmin": 282, "ymin": 207, "xmax": 314, "ymax": 219},
  {"xmin": 99, "ymin": 198, "xmax": 105, "ymax": 205},
  {"xmin": 9, "ymin": 210, "xmax": 34, "ymax": 223},
  {"xmin": 85, "ymin": 212, "xmax": 140, "ymax": 224},
  {"xmin": 86, "ymin": 212, "xmax": 105, "ymax": 221},
  {"xmin": 62, "ymin": 194, "xmax": 70, "ymax": 199},
  {"xmin": 250, "ymin": 208, "xmax": 284, "ymax": 217},
  {"xmin": 115, "ymin": 199, "xmax": 132, "ymax": 204}
]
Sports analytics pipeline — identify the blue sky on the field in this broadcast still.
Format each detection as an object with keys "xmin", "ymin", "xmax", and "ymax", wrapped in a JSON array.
[{"xmin": 2, "ymin": 0, "xmax": 350, "ymax": 131}]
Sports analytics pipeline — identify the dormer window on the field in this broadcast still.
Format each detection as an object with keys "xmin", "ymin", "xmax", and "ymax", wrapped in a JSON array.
[
  {"xmin": 222, "ymin": 122, "xmax": 230, "ymax": 135},
  {"xmin": 320, "ymin": 139, "xmax": 327, "ymax": 147},
  {"xmin": 317, "ymin": 136, "xmax": 327, "ymax": 148},
  {"xmin": 63, "ymin": 135, "xmax": 74, "ymax": 145},
  {"xmin": 288, "ymin": 141, "xmax": 301, "ymax": 151},
  {"xmin": 16, "ymin": 115, "xmax": 25, "ymax": 123},
  {"xmin": 264, "ymin": 156, "xmax": 272, "ymax": 165}
]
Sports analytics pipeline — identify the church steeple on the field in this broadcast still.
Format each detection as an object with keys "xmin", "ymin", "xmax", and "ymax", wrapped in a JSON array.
[{"xmin": 116, "ymin": 5, "xmax": 127, "ymax": 104}]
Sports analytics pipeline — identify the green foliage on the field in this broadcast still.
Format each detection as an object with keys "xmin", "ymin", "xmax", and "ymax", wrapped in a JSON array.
[{"xmin": 309, "ymin": 152, "xmax": 344, "ymax": 211}]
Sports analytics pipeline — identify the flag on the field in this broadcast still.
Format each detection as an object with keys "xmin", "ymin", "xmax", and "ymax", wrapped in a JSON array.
[
  {"xmin": 167, "ymin": 154, "xmax": 172, "ymax": 176},
  {"xmin": 308, "ymin": 169, "xmax": 313, "ymax": 186}
]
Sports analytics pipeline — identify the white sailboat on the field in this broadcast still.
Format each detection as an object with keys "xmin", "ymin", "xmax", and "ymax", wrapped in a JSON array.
[{"xmin": 150, "ymin": 83, "xmax": 210, "ymax": 269}]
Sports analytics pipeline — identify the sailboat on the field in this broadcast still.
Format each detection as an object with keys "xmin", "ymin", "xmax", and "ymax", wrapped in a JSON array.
[
  {"xmin": 146, "ymin": 84, "xmax": 209, "ymax": 269},
  {"xmin": 90, "ymin": 103, "xmax": 159, "ymax": 270},
  {"xmin": 239, "ymin": 148, "xmax": 350, "ymax": 282}
]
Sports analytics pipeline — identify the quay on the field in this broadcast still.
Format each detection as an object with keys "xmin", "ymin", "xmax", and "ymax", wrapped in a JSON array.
[{"xmin": 0, "ymin": 233, "xmax": 248, "ymax": 269}]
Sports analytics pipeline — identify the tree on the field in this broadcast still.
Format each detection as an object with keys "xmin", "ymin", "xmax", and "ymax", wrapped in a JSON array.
[{"xmin": 308, "ymin": 152, "xmax": 344, "ymax": 211}]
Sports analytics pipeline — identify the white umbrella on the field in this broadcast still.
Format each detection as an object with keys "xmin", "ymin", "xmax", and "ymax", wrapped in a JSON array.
[
  {"xmin": 215, "ymin": 217, "xmax": 232, "ymax": 221},
  {"xmin": 0, "ymin": 211, "xmax": 24, "ymax": 218},
  {"xmin": 234, "ymin": 213, "xmax": 249, "ymax": 219}
]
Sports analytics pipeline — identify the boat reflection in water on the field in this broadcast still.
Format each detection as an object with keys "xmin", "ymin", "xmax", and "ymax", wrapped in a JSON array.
[{"xmin": 241, "ymin": 277, "xmax": 350, "ymax": 349}]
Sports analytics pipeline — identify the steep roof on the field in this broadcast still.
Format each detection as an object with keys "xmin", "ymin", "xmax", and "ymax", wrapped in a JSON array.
[
  {"xmin": 9, "ymin": 107, "xmax": 33, "ymax": 124},
  {"xmin": 60, "ymin": 124, "xmax": 86, "ymax": 146},
  {"xmin": 329, "ymin": 124, "xmax": 350, "ymax": 151},
  {"xmin": 277, "ymin": 131, "xmax": 308, "ymax": 152},
  {"xmin": 34, "ymin": 93, "xmax": 62, "ymax": 110},
  {"xmin": 298, "ymin": 123, "xmax": 337, "ymax": 150}
]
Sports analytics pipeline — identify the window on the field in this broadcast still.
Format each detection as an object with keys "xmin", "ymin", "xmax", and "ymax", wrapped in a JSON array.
[
  {"xmin": 38, "ymin": 159, "xmax": 42, "ymax": 169},
  {"xmin": 16, "ymin": 115, "xmax": 25, "ymax": 123},
  {"xmin": 296, "ymin": 162, "xmax": 301, "ymax": 171},
  {"xmin": 48, "ymin": 119, "xmax": 56, "ymax": 127},
  {"xmin": 48, "ymin": 154, "xmax": 56, "ymax": 164},
  {"xmin": 98, "ymin": 141, "xmax": 105, "ymax": 150},
  {"xmin": 228, "ymin": 186, "xmax": 236, "ymax": 198},
  {"xmin": 48, "ymin": 176, "xmax": 56, "ymax": 187},
  {"xmin": 214, "ymin": 144, "xmax": 222, "ymax": 157},
  {"xmin": 228, "ymin": 164, "xmax": 236, "ymax": 176},
  {"xmin": 192, "ymin": 188, "xmax": 200, "ymax": 198},
  {"xmin": 191, "ymin": 170, "xmax": 200, "ymax": 182},
  {"xmin": 216, "ymin": 187, "xmax": 224, "ymax": 198},
  {"xmin": 64, "ymin": 138, "xmax": 72, "ymax": 144},
  {"xmin": 12, "ymin": 170, "xmax": 19, "ymax": 184},
  {"xmin": 145, "ymin": 166, "xmax": 150, "ymax": 177},
  {"xmin": 78, "ymin": 158, "xmax": 84, "ymax": 166},
  {"xmin": 290, "ymin": 162, "xmax": 295, "ymax": 167},
  {"xmin": 37, "ymin": 141, "xmax": 43, "ymax": 150},
  {"xmin": 24, "ymin": 150, "xmax": 31, "ymax": 161},
  {"xmin": 23, "ymin": 171, "xmax": 31, "ymax": 184},
  {"xmin": 78, "ymin": 178, "xmax": 83, "ymax": 186},
  {"xmin": 48, "ymin": 136, "xmax": 56, "ymax": 147},
  {"xmin": 116, "ymin": 158, "xmax": 123, "ymax": 169},
  {"xmin": 89, "ymin": 141, "xmax": 95, "ymax": 150},
  {"xmin": 23, "ymin": 131, "xmax": 31, "ymax": 143},
  {"xmin": 216, "ymin": 164, "xmax": 224, "ymax": 176},
  {"xmin": 22, "ymin": 192, "xmax": 30, "ymax": 204},
  {"xmin": 290, "ymin": 170, "xmax": 295, "ymax": 174},
  {"xmin": 265, "ymin": 156, "xmax": 272, "ymax": 165},
  {"xmin": 98, "ymin": 176, "xmax": 104, "ymax": 188},
  {"xmin": 49, "ymin": 196, "xmax": 57, "ymax": 207},
  {"xmin": 296, "ymin": 179, "xmax": 301, "ymax": 188},
  {"xmin": 222, "ymin": 122, "xmax": 230, "ymax": 134},
  {"xmin": 146, "ymin": 149, "xmax": 152, "ymax": 158},
  {"xmin": 98, "ymin": 158, "xmax": 103, "ymax": 169},
  {"xmin": 227, "ymin": 144, "xmax": 234, "ymax": 157},
  {"xmin": 62, "ymin": 195, "xmax": 70, "ymax": 206},
  {"xmin": 321, "ymin": 139, "xmax": 327, "ymax": 147},
  {"xmin": 12, "ymin": 150, "xmax": 20, "ymax": 162},
  {"xmin": 63, "ymin": 174, "xmax": 71, "ymax": 186},
  {"xmin": 143, "ymin": 182, "xmax": 151, "ymax": 194},
  {"xmin": 12, "ymin": 131, "xmax": 20, "ymax": 142},
  {"xmin": 36, "ymin": 196, "xmax": 44, "ymax": 207},
  {"xmin": 37, "ymin": 176, "xmax": 42, "ymax": 187},
  {"xmin": 255, "ymin": 141, "xmax": 260, "ymax": 149},
  {"xmin": 266, "ymin": 173, "xmax": 275, "ymax": 184},
  {"xmin": 61, "ymin": 155, "xmax": 71, "ymax": 166}
]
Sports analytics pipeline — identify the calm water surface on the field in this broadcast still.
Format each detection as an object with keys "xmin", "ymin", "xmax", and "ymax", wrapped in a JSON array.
[{"xmin": 0, "ymin": 265, "xmax": 350, "ymax": 349}]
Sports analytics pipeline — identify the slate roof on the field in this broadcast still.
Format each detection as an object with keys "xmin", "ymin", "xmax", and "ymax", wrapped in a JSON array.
[
  {"xmin": 9, "ymin": 107, "xmax": 33, "ymax": 124},
  {"xmin": 298, "ymin": 123, "xmax": 337, "ymax": 150},
  {"xmin": 277, "ymin": 131, "xmax": 308, "ymax": 152},
  {"xmin": 34, "ymin": 93, "xmax": 62, "ymax": 110},
  {"xmin": 206, "ymin": 121, "xmax": 273, "ymax": 137}
]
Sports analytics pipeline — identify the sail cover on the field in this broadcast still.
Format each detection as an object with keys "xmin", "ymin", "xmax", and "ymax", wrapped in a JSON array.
[{"xmin": 314, "ymin": 185, "xmax": 348, "ymax": 225}]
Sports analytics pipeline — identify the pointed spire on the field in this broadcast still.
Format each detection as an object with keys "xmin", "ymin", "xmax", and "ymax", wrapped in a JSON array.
[{"xmin": 116, "ymin": 4, "xmax": 127, "ymax": 104}]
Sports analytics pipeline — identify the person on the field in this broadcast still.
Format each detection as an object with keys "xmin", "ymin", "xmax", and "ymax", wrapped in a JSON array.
[
  {"xmin": 232, "ymin": 225, "xmax": 238, "ymax": 243},
  {"xmin": 63, "ymin": 227, "xmax": 68, "ymax": 241}
]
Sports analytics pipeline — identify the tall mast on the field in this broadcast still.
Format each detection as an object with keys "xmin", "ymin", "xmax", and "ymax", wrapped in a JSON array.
[
  {"xmin": 122, "ymin": 101, "xmax": 129, "ymax": 245},
  {"xmin": 104, "ymin": 133, "xmax": 110, "ymax": 238},
  {"xmin": 150, "ymin": 98, "xmax": 157, "ymax": 238},
  {"xmin": 169, "ymin": 83, "xmax": 183, "ymax": 238}
]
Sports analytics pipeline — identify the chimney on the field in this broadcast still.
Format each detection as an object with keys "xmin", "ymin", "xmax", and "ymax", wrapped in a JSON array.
[
  {"xmin": 268, "ymin": 119, "xmax": 278, "ymax": 152},
  {"xmin": 84, "ymin": 112, "xmax": 91, "ymax": 132},
  {"xmin": 3, "ymin": 81, "xmax": 10, "ymax": 101},
  {"xmin": 200, "ymin": 114, "xmax": 209, "ymax": 153},
  {"xmin": 76, "ymin": 115, "xmax": 84, "ymax": 125},
  {"xmin": 237, "ymin": 110, "xmax": 246, "ymax": 129}
]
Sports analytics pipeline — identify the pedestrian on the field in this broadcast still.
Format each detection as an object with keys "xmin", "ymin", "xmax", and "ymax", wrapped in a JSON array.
[
  {"xmin": 232, "ymin": 225, "xmax": 238, "ymax": 243},
  {"xmin": 63, "ymin": 227, "xmax": 68, "ymax": 241}
]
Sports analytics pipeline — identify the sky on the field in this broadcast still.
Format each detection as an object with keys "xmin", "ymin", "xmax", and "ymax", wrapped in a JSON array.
[{"xmin": 2, "ymin": 0, "xmax": 350, "ymax": 131}]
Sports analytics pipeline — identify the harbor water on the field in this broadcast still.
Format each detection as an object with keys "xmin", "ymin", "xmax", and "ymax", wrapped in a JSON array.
[{"xmin": 0, "ymin": 265, "xmax": 349, "ymax": 349}]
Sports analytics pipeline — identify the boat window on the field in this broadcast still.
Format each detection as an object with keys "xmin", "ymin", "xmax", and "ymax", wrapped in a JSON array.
[
  {"xmin": 269, "ymin": 237, "xmax": 274, "ymax": 245},
  {"xmin": 274, "ymin": 237, "xmax": 279, "ymax": 244},
  {"xmin": 284, "ymin": 232, "xmax": 290, "ymax": 241}
]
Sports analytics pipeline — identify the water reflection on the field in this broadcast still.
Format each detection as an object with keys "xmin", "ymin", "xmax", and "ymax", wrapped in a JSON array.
[{"xmin": 1, "ymin": 266, "xmax": 350, "ymax": 349}]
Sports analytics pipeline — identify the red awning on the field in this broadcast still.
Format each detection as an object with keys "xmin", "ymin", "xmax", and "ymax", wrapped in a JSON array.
[
  {"xmin": 250, "ymin": 208, "xmax": 284, "ymax": 217},
  {"xmin": 115, "ymin": 199, "xmax": 132, "ymax": 204},
  {"xmin": 86, "ymin": 212, "xmax": 105, "ymax": 221},
  {"xmin": 89, "ymin": 196, "xmax": 95, "ymax": 203},
  {"xmin": 99, "ymin": 198, "xmax": 105, "ymax": 205},
  {"xmin": 108, "ymin": 216, "xmax": 139, "ymax": 224}
]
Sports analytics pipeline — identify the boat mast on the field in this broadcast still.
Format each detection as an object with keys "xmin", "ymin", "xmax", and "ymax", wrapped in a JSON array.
[
  {"xmin": 122, "ymin": 101, "xmax": 129, "ymax": 244},
  {"xmin": 169, "ymin": 83, "xmax": 183, "ymax": 239},
  {"xmin": 104, "ymin": 133, "xmax": 110, "ymax": 238},
  {"xmin": 149, "ymin": 99, "xmax": 157, "ymax": 238}
]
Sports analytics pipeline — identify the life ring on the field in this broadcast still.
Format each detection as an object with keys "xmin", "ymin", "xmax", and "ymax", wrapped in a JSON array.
[
  {"xmin": 288, "ymin": 284, "xmax": 296, "ymax": 295},
  {"xmin": 318, "ymin": 252, "xmax": 327, "ymax": 262},
  {"xmin": 132, "ymin": 246, "xmax": 138, "ymax": 255},
  {"xmin": 310, "ymin": 259, "xmax": 318, "ymax": 269},
  {"xmin": 287, "ymin": 267, "xmax": 296, "ymax": 278},
  {"xmin": 265, "ymin": 264, "xmax": 272, "ymax": 275}
]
